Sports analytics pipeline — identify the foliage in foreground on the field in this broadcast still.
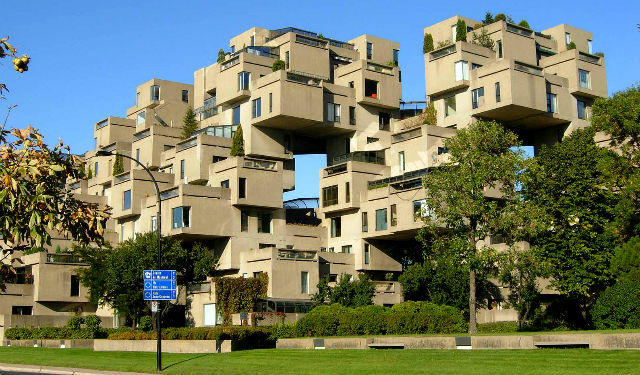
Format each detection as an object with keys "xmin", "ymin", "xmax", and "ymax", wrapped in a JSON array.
[
  {"xmin": 591, "ymin": 279, "xmax": 640, "ymax": 329},
  {"xmin": 312, "ymin": 273, "xmax": 374, "ymax": 308},
  {"xmin": 214, "ymin": 274, "xmax": 268, "ymax": 325}
]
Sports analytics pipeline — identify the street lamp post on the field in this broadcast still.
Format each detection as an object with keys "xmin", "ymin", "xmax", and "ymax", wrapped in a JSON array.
[{"xmin": 96, "ymin": 150, "xmax": 163, "ymax": 371}]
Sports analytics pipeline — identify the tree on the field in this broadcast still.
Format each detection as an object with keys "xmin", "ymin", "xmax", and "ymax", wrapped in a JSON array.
[
  {"xmin": 230, "ymin": 124, "xmax": 245, "ymax": 156},
  {"xmin": 483, "ymin": 12, "xmax": 494, "ymax": 25},
  {"xmin": 112, "ymin": 154, "xmax": 124, "ymax": 175},
  {"xmin": 518, "ymin": 20, "xmax": 531, "ymax": 29},
  {"xmin": 181, "ymin": 107, "xmax": 198, "ymax": 140},
  {"xmin": 471, "ymin": 28, "xmax": 495, "ymax": 51},
  {"xmin": 0, "ymin": 127, "xmax": 110, "ymax": 291},
  {"xmin": 75, "ymin": 232, "xmax": 215, "ymax": 327},
  {"xmin": 312, "ymin": 273, "xmax": 374, "ymax": 308},
  {"xmin": 422, "ymin": 120, "xmax": 528, "ymax": 333},
  {"xmin": 494, "ymin": 13, "xmax": 507, "ymax": 22},
  {"xmin": 455, "ymin": 19, "xmax": 467, "ymax": 42},
  {"xmin": 423, "ymin": 101, "xmax": 437, "ymax": 125},
  {"xmin": 217, "ymin": 48, "xmax": 226, "ymax": 64},
  {"xmin": 567, "ymin": 42, "xmax": 576, "ymax": 50},
  {"xmin": 423, "ymin": 33, "xmax": 434, "ymax": 54},
  {"xmin": 272, "ymin": 60, "xmax": 285, "ymax": 72},
  {"xmin": 522, "ymin": 128, "xmax": 618, "ymax": 312}
]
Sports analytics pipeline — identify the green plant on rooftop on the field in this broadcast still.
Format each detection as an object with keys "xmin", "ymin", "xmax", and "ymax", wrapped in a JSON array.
[
  {"xmin": 518, "ymin": 20, "xmax": 531, "ymax": 29},
  {"xmin": 567, "ymin": 41, "xmax": 576, "ymax": 50},
  {"xmin": 472, "ymin": 28, "xmax": 495, "ymax": 51},
  {"xmin": 494, "ymin": 13, "xmax": 506, "ymax": 22},
  {"xmin": 272, "ymin": 59, "xmax": 285, "ymax": 72},
  {"xmin": 181, "ymin": 107, "xmax": 198, "ymax": 140},
  {"xmin": 112, "ymin": 154, "xmax": 124, "ymax": 175},
  {"xmin": 423, "ymin": 33, "xmax": 434, "ymax": 53},
  {"xmin": 473, "ymin": 23, "xmax": 483, "ymax": 30},
  {"xmin": 455, "ymin": 19, "xmax": 467, "ymax": 42},
  {"xmin": 436, "ymin": 40, "xmax": 452, "ymax": 49},
  {"xmin": 230, "ymin": 124, "xmax": 245, "ymax": 156},
  {"xmin": 424, "ymin": 101, "xmax": 437, "ymax": 125},
  {"xmin": 482, "ymin": 12, "xmax": 494, "ymax": 25},
  {"xmin": 217, "ymin": 48, "xmax": 226, "ymax": 64}
]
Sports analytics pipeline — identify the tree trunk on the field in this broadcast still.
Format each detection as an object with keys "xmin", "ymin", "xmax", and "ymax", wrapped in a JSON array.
[{"xmin": 469, "ymin": 269, "xmax": 477, "ymax": 334}]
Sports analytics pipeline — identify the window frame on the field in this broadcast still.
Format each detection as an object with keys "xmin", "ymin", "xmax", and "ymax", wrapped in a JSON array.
[
  {"xmin": 252, "ymin": 97, "xmax": 262, "ymax": 118},
  {"xmin": 238, "ymin": 71, "xmax": 250, "ymax": 91},
  {"xmin": 330, "ymin": 217, "xmax": 342, "ymax": 238},
  {"xmin": 150, "ymin": 85, "xmax": 160, "ymax": 101},
  {"xmin": 322, "ymin": 185, "xmax": 338, "ymax": 207},
  {"xmin": 123, "ymin": 189, "xmax": 131, "ymax": 210},
  {"xmin": 181, "ymin": 89, "xmax": 189, "ymax": 103},
  {"xmin": 327, "ymin": 102, "xmax": 341, "ymax": 122},
  {"xmin": 375, "ymin": 208, "xmax": 388, "ymax": 231},
  {"xmin": 362, "ymin": 211, "xmax": 368, "ymax": 232}
]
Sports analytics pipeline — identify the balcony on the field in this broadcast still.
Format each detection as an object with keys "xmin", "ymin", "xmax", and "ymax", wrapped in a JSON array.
[
  {"xmin": 540, "ymin": 49, "xmax": 607, "ymax": 99},
  {"xmin": 330, "ymin": 150, "xmax": 385, "ymax": 166},
  {"xmin": 46, "ymin": 253, "xmax": 85, "ymax": 264},
  {"xmin": 277, "ymin": 249, "xmax": 317, "ymax": 261},
  {"xmin": 367, "ymin": 168, "xmax": 429, "ymax": 191}
]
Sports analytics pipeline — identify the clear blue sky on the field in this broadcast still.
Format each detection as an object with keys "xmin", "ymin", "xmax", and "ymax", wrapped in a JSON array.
[{"xmin": 3, "ymin": 0, "xmax": 639, "ymax": 200}]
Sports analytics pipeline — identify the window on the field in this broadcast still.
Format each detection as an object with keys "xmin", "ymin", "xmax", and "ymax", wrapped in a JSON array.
[
  {"xmin": 301, "ymin": 271, "xmax": 309, "ymax": 294},
  {"xmin": 496, "ymin": 40, "xmax": 503, "ymax": 58},
  {"xmin": 151, "ymin": 216, "xmax": 157, "ymax": 232},
  {"xmin": 137, "ymin": 111, "xmax": 145, "ymax": 125},
  {"xmin": 399, "ymin": 151, "xmax": 405, "ymax": 172},
  {"xmin": 495, "ymin": 82, "xmax": 501, "ymax": 103},
  {"xmin": 444, "ymin": 96, "xmax": 456, "ymax": 116},
  {"xmin": 471, "ymin": 63, "xmax": 482, "ymax": 70},
  {"xmin": 565, "ymin": 32, "xmax": 571, "ymax": 45},
  {"xmin": 378, "ymin": 112, "xmax": 391, "ymax": 130},
  {"xmin": 367, "ymin": 137, "xmax": 379, "ymax": 144},
  {"xmin": 455, "ymin": 61, "xmax": 469, "ymax": 81},
  {"xmin": 238, "ymin": 71, "xmax": 250, "ymax": 91},
  {"xmin": 180, "ymin": 159, "xmax": 185, "ymax": 180},
  {"xmin": 390, "ymin": 204, "xmax": 397, "ymax": 226},
  {"xmin": 253, "ymin": 271, "xmax": 262, "ymax": 278},
  {"xmin": 393, "ymin": 49, "xmax": 399, "ymax": 65},
  {"xmin": 362, "ymin": 212, "xmax": 368, "ymax": 232},
  {"xmin": 327, "ymin": 103, "xmax": 341, "ymax": 122},
  {"xmin": 150, "ymin": 85, "xmax": 160, "ymax": 101},
  {"xmin": 588, "ymin": 40, "xmax": 593, "ymax": 54},
  {"xmin": 285, "ymin": 51, "xmax": 290, "ymax": 69},
  {"xmin": 269, "ymin": 93, "xmax": 273, "ymax": 113},
  {"xmin": 120, "ymin": 223, "xmax": 125, "ymax": 242},
  {"xmin": 230, "ymin": 45, "xmax": 235, "ymax": 53},
  {"xmin": 232, "ymin": 106, "xmax": 240, "ymax": 125},
  {"xmin": 252, "ymin": 98, "xmax": 261, "ymax": 118},
  {"xmin": 181, "ymin": 89, "xmax": 189, "ymax": 103},
  {"xmin": 70, "ymin": 275, "xmax": 79, "ymax": 296},
  {"xmin": 451, "ymin": 25, "xmax": 456, "ymax": 43},
  {"xmin": 578, "ymin": 69, "xmax": 590, "ymax": 89},
  {"xmin": 221, "ymin": 179, "xmax": 229, "ymax": 188},
  {"xmin": 364, "ymin": 243, "xmax": 370, "ymax": 264},
  {"xmin": 241, "ymin": 210, "xmax": 249, "ymax": 232},
  {"xmin": 123, "ymin": 190, "xmax": 131, "ymax": 210},
  {"xmin": 365, "ymin": 79, "xmax": 378, "ymax": 98},
  {"xmin": 172, "ymin": 206, "xmax": 191, "ymax": 229},
  {"xmin": 94, "ymin": 162, "xmax": 99, "ymax": 177},
  {"xmin": 376, "ymin": 209, "xmax": 387, "ymax": 231},
  {"xmin": 345, "ymin": 138, "xmax": 350, "ymax": 154},
  {"xmin": 413, "ymin": 199, "xmax": 429, "ymax": 221},
  {"xmin": 250, "ymin": 35, "xmax": 254, "ymax": 46},
  {"xmin": 11, "ymin": 306, "xmax": 32, "ymax": 315},
  {"xmin": 331, "ymin": 217, "xmax": 342, "ymax": 237},
  {"xmin": 213, "ymin": 156, "xmax": 226, "ymax": 163},
  {"xmin": 136, "ymin": 148, "xmax": 141, "ymax": 162},
  {"xmin": 341, "ymin": 245, "xmax": 352, "ymax": 254},
  {"xmin": 366, "ymin": 42, "xmax": 372, "ymax": 60},
  {"xmin": 348, "ymin": 81, "xmax": 354, "ymax": 88},
  {"xmin": 345, "ymin": 182, "xmax": 350, "ymax": 203},
  {"xmin": 136, "ymin": 92, "xmax": 140, "ymax": 106},
  {"xmin": 472, "ymin": 87, "xmax": 484, "ymax": 109},
  {"xmin": 349, "ymin": 106, "xmax": 356, "ymax": 125},
  {"xmin": 238, "ymin": 177, "xmax": 246, "ymax": 199},
  {"xmin": 328, "ymin": 247, "xmax": 334, "ymax": 253},
  {"xmin": 322, "ymin": 185, "xmax": 338, "ymax": 207},
  {"xmin": 257, "ymin": 213, "xmax": 272, "ymax": 233},
  {"xmin": 577, "ymin": 100, "xmax": 587, "ymax": 119},
  {"xmin": 547, "ymin": 93, "xmax": 557, "ymax": 113}
]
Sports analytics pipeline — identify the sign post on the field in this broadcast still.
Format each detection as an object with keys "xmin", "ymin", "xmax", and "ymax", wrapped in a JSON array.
[{"xmin": 143, "ymin": 270, "xmax": 177, "ymax": 371}]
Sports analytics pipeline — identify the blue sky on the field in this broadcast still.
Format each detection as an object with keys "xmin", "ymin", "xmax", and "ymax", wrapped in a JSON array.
[{"xmin": 2, "ymin": 0, "xmax": 639, "ymax": 200}]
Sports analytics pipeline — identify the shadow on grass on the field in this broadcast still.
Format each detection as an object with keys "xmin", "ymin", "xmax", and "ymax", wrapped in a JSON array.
[{"xmin": 163, "ymin": 353, "xmax": 212, "ymax": 370}]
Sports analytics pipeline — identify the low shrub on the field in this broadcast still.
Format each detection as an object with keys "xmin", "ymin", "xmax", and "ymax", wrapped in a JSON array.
[
  {"xmin": 591, "ymin": 279, "xmax": 640, "ymax": 329},
  {"xmin": 105, "ymin": 326, "xmax": 273, "ymax": 343},
  {"xmin": 66, "ymin": 316, "xmax": 84, "ymax": 330},
  {"xmin": 138, "ymin": 316, "xmax": 153, "ymax": 332}
]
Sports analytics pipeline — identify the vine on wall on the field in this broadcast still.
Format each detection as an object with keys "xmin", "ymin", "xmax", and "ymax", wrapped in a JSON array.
[{"xmin": 215, "ymin": 273, "xmax": 268, "ymax": 325}]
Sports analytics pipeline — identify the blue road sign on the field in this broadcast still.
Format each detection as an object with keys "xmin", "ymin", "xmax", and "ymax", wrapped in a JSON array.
[{"xmin": 143, "ymin": 270, "xmax": 177, "ymax": 301}]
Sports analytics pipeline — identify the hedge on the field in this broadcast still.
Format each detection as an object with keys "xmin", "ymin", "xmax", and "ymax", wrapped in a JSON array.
[
  {"xmin": 108, "ymin": 326, "xmax": 273, "ymax": 343},
  {"xmin": 591, "ymin": 279, "xmax": 640, "ymax": 329},
  {"xmin": 272, "ymin": 301, "xmax": 467, "ymax": 339},
  {"xmin": 4, "ymin": 327, "xmax": 130, "ymax": 340}
]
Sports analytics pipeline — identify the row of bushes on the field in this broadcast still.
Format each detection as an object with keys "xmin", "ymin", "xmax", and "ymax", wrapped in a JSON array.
[
  {"xmin": 5, "ymin": 315, "xmax": 112, "ymax": 340},
  {"xmin": 108, "ymin": 326, "xmax": 272, "ymax": 342},
  {"xmin": 270, "ymin": 301, "xmax": 467, "ymax": 339}
]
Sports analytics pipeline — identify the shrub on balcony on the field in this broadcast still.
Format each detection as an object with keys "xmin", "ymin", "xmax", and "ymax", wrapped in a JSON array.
[
  {"xmin": 437, "ymin": 40, "xmax": 452, "ymax": 48},
  {"xmin": 494, "ymin": 13, "xmax": 506, "ymax": 22},
  {"xmin": 217, "ymin": 48, "xmax": 226, "ymax": 64},
  {"xmin": 472, "ymin": 28, "xmax": 495, "ymax": 51},
  {"xmin": 567, "ymin": 42, "xmax": 577, "ymax": 50},
  {"xmin": 272, "ymin": 59, "xmax": 286, "ymax": 72},
  {"xmin": 112, "ymin": 154, "xmax": 124, "ymax": 175},
  {"xmin": 455, "ymin": 19, "xmax": 467, "ymax": 42},
  {"xmin": 181, "ymin": 107, "xmax": 198, "ymax": 140},
  {"xmin": 230, "ymin": 124, "xmax": 245, "ymax": 156},
  {"xmin": 423, "ymin": 33, "xmax": 434, "ymax": 54},
  {"xmin": 518, "ymin": 20, "xmax": 531, "ymax": 29},
  {"xmin": 424, "ymin": 101, "xmax": 437, "ymax": 125}
]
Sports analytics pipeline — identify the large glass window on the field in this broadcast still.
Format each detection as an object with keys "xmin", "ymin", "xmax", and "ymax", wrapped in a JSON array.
[
  {"xmin": 366, "ymin": 42, "xmax": 372, "ymax": 60},
  {"xmin": 578, "ymin": 70, "xmax": 590, "ymax": 89},
  {"xmin": 362, "ymin": 211, "xmax": 368, "ymax": 232},
  {"xmin": 331, "ymin": 217, "xmax": 341, "ymax": 238},
  {"xmin": 547, "ymin": 93, "xmax": 557, "ymax": 113},
  {"xmin": 588, "ymin": 40, "xmax": 593, "ymax": 54},
  {"xmin": 375, "ymin": 208, "xmax": 387, "ymax": 231},
  {"xmin": 393, "ymin": 49, "xmax": 399, "ymax": 65},
  {"xmin": 123, "ymin": 190, "xmax": 131, "ymax": 210},
  {"xmin": 182, "ymin": 90, "xmax": 189, "ymax": 103},
  {"xmin": 137, "ymin": 111, "xmax": 145, "ymax": 126},
  {"xmin": 455, "ymin": 61, "xmax": 469, "ymax": 81},
  {"xmin": 238, "ymin": 177, "xmax": 246, "ymax": 199},
  {"xmin": 472, "ymin": 87, "xmax": 484, "ymax": 109},
  {"xmin": 172, "ymin": 206, "xmax": 191, "ymax": 229},
  {"xmin": 327, "ymin": 103, "xmax": 341, "ymax": 122},
  {"xmin": 577, "ymin": 100, "xmax": 587, "ymax": 119},
  {"xmin": 322, "ymin": 185, "xmax": 338, "ymax": 207},
  {"xmin": 238, "ymin": 71, "xmax": 250, "ymax": 90},
  {"xmin": 150, "ymin": 85, "xmax": 160, "ymax": 101},
  {"xmin": 232, "ymin": 106, "xmax": 240, "ymax": 125},
  {"xmin": 444, "ymin": 96, "xmax": 456, "ymax": 116},
  {"xmin": 301, "ymin": 271, "xmax": 309, "ymax": 294},
  {"xmin": 241, "ymin": 210, "xmax": 249, "ymax": 232},
  {"xmin": 252, "ymin": 98, "xmax": 261, "ymax": 118},
  {"xmin": 257, "ymin": 212, "xmax": 272, "ymax": 233},
  {"xmin": 365, "ymin": 79, "xmax": 378, "ymax": 98},
  {"xmin": 364, "ymin": 243, "xmax": 370, "ymax": 265},
  {"xmin": 341, "ymin": 245, "xmax": 352, "ymax": 254}
]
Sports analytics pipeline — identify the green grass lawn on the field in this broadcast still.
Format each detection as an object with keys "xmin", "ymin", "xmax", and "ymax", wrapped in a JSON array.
[{"xmin": 1, "ymin": 347, "xmax": 639, "ymax": 375}]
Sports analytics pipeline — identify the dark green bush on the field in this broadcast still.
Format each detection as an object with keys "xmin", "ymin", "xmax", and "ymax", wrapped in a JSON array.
[
  {"xmin": 518, "ymin": 20, "xmax": 531, "ymax": 29},
  {"xmin": 494, "ymin": 14, "xmax": 506, "ymax": 22},
  {"xmin": 295, "ymin": 304, "xmax": 349, "ymax": 337},
  {"xmin": 455, "ymin": 20, "xmax": 467, "ymax": 42},
  {"xmin": 84, "ymin": 315, "xmax": 101, "ymax": 333},
  {"xmin": 272, "ymin": 60, "xmax": 286, "ymax": 72},
  {"xmin": 423, "ymin": 34, "xmax": 434, "ymax": 54},
  {"xmin": 66, "ymin": 316, "xmax": 84, "ymax": 330},
  {"xmin": 567, "ymin": 42, "xmax": 576, "ymax": 50},
  {"xmin": 592, "ymin": 279, "xmax": 640, "ymax": 329},
  {"xmin": 138, "ymin": 316, "xmax": 153, "ymax": 332}
]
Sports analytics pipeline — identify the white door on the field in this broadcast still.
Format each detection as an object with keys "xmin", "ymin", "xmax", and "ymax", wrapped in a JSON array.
[{"xmin": 204, "ymin": 303, "xmax": 216, "ymax": 326}]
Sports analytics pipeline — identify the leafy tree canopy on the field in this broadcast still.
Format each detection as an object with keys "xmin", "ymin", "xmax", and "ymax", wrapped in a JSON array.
[{"xmin": 312, "ymin": 273, "xmax": 374, "ymax": 308}]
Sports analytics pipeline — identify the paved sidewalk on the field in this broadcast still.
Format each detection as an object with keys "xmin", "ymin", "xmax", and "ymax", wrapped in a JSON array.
[{"xmin": 0, "ymin": 363, "xmax": 156, "ymax": 375}]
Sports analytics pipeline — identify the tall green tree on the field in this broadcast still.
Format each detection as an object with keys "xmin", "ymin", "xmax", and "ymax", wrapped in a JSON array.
[
  {"xmin": 217, "ymin": 48, "xmax": 226, "ymax": 64},
  {"xmin": 312, "ymin": 273, "xmax": 374, "ymax": 308},
  {"xmin": 181, "ymin": 107, "xmax": 198, "ymax": 140},
  {"xmin": 422, "ymin": 120, "xmax": 528, "ymax": 333},
  {"xmin": 112, "ymin": 154, "xmax": 124, "ymax": 175},
  {"xmin": 423, "ymin": 33, "xmax": 434, "ymax": 54},
  {"xmin": 522, "ymin": 128, "xmax": 618, "ymax": 311},
  {"xmin": 455, "ymin": 19, "xmax": 467, "ymax": 42},
  {"xmin": 75, "ymin": 232, "xmax": 216, "ymax": 326},
  {"xmin": 230, "ymin": 124, "xmax": 245, "ymax": 156}
]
